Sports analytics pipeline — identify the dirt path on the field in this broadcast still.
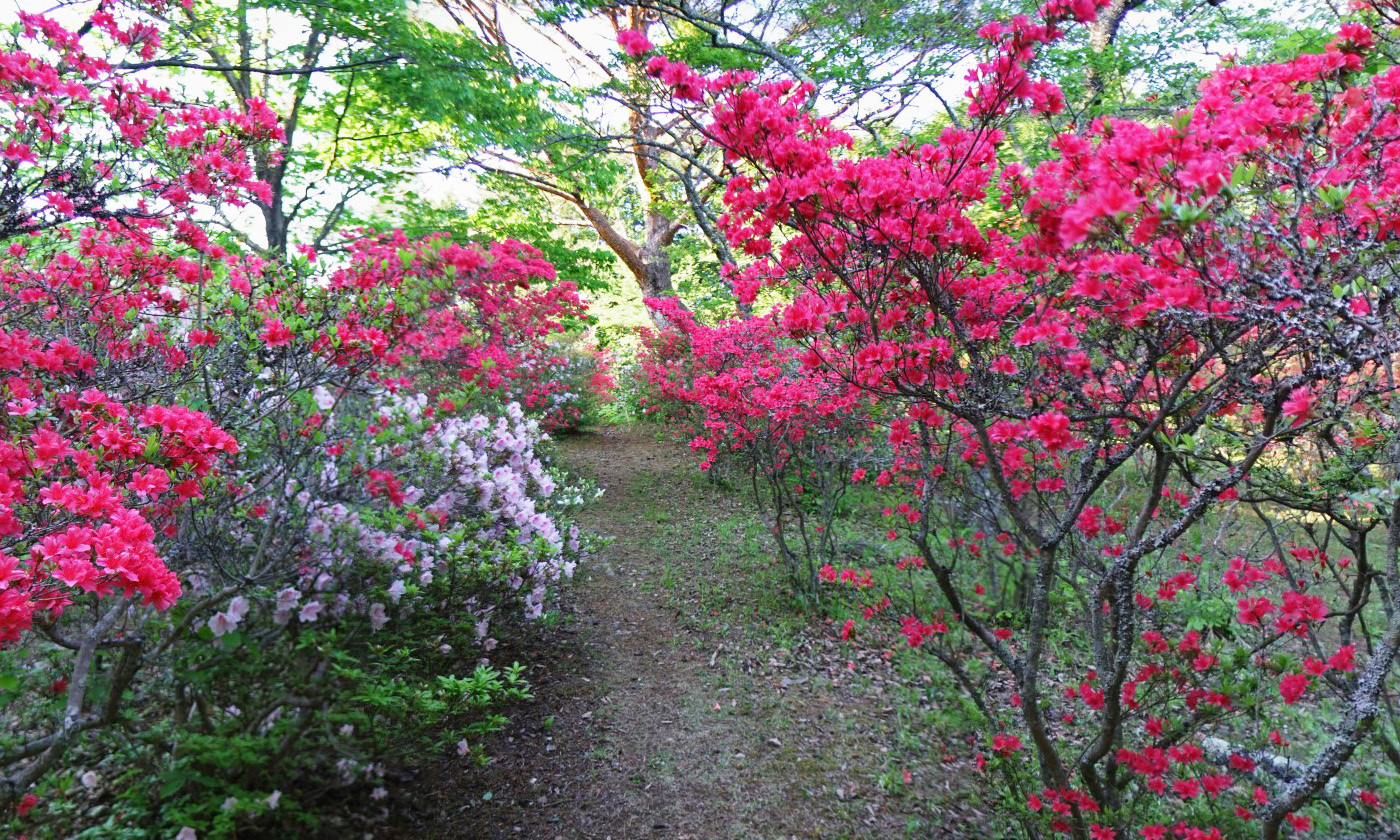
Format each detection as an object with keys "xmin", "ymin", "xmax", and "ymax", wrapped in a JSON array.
[{"xmin": 383, "ymin": 426, "xmax": 986, "ymax": 839}]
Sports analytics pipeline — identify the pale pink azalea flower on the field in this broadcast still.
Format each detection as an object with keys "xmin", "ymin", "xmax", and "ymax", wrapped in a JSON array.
[
  {"xmin": 208, "ymin": 611, "xmax": 238, "ymax": 637},
  {"xmin": 311, "ymin": 385, "xmax": 336, "ymax": 411},
  {"xmin": 226, "ymin": 595, "xmax": 249, "ymax": 621}
]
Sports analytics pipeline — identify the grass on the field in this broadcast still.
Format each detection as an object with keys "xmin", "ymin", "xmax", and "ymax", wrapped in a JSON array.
[
  {"xmin": 510, "ymin": 426, "xmax": 1004, "ymax": 838},
  {"xmin": 656, "ymin": 513, "xmax": 984, "ymax": 834}
]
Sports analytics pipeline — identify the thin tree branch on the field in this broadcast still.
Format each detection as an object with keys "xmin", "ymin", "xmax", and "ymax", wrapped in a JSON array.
[{"xmin": 116, "ymin": 56, "xmax": 403, "ymax": 76}]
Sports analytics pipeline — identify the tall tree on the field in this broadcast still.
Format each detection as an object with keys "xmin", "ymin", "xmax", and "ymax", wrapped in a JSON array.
[{"xmin": 138, "ymin": 0, "xmax": 534, "ymax": 255}]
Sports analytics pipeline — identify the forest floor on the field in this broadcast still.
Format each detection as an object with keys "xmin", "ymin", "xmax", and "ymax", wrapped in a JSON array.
[{"xmin": 380, "ymin": 425, "xmax": 990, "ymax": 840}]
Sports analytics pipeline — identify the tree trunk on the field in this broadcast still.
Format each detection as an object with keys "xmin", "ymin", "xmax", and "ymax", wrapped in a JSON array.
[
  {"xmin": 257, "ymin": 153, "xmax": 290, "ymax": 255},
  {"xmin": 1083, "ymin": 0, "xmax": 1148, "ymax": 103},
  {"xmin": 640, "ymin": 211, "xmax": 678, "ymax": 296}
]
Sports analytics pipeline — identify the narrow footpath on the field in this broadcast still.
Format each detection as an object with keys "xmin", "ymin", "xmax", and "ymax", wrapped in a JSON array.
[{"xmin": 383, "ymin": 426, "xmax": 987, "ymax": 840}]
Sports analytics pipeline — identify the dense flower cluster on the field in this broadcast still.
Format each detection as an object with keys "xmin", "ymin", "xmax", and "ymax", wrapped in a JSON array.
[
  {"xmin": 197, "ymin": 397, "xmax": 590, "ymax": 645},
  {"xmin": 636, "ymin": 297, "xmax": 881, "ymax": 592},
  {"xmin": 320, "ymin": 231, "xmax": 599, "ymax": 429}
]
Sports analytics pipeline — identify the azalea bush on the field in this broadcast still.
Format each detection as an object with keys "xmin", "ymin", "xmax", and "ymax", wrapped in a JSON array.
[
  {"xmin": 637, "ymin": 298, "xmax": 887, "ymax": 599},
  {"xmin": 627, "ymin": 0, "xmax": 1400, "ymax": 836},
  {"xmin": 1, "ymin": 232, "xmax": 595, "ymax": 838},
  {"xmin": 338, "ymin": 230, "xmax": 611, "ymax": 433},
  {"xmin": 0, "ymin": 3, "xmax": 597, "ymax": 837},
  {"xmin": 501, "ymin": 338, "xmax": 615, "ymax": 433}
]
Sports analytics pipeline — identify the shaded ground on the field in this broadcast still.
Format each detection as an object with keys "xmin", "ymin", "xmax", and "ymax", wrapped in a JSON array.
[{"xmin": 382, "ymin": 425, "xmax": 989, "ymax": 839}]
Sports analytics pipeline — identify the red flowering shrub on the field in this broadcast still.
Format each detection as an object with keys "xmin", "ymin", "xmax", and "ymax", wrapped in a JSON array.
[
  {"xmin": 331, "ymin": 231, "xmax": 604, "ymax": 429},
  {"xmin": 637, "ymin": 296, "xmax": 884, "ymax": 595},
  {"xmin": 629, "ymin": 0, "xmax": 1400, "ymax": 836},
  {"xmin": 0, "ymin": 0, "xmax": 281, "ymax": 647}
]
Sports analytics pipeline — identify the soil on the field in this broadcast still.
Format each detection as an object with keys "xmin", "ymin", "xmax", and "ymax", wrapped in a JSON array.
[{"xmin": 379, "ymin": 425, "xmax": 991, "ymax": 840}]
